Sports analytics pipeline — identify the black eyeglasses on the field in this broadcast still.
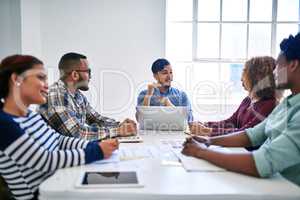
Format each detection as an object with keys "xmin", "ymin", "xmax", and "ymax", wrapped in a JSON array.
[{"xmin": 74, "ymin": 68, "xmax": 91, "ymax": 77}]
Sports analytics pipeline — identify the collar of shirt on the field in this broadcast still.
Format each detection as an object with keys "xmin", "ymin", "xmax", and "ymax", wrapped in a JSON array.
[
  {"xmin": 57, "ymin": 79, "xmax": 83, "ymax": 100},
  {"xmin": 57, "ymin": 79, "xmax": 67, "ymax": 89},
  {"xmin": 153, "ymin": 87, "xmax": 172, "ymax": 96},
  {"xmin": 56, "ymin": 79, "xmax": 86, "ymax": 112},
  {"xmin": 286, "ymin": 93, "xmax": 300, "ymax": 107}
]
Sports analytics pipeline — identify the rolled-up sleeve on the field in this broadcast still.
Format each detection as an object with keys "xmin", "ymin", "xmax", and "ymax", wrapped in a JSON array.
[
  {"xmin": 251, "ymin": 115, "xmax": 300, "ymax": 177},
  {"xmin": 137, "ymin": 90, "xmax": 147, "ymax": 106},
  {"xmin": 245, "ymin": 119, "xmax": 268, "ymax": 147}
]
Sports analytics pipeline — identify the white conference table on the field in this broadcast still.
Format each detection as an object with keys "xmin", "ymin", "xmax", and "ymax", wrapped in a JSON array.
[{"xmin": 39, "ymin": 130, "xmax": 300, "ymax": 200}]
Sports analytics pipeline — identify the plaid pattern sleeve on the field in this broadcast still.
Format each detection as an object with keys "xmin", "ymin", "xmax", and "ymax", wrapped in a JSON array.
[
  {"xmin": 85, "ymin": 101, "xmax": 120, "ymax": 129},
  {"xmin": 38, "ymin": 80, "xmax": 110, "ymax": 141},
  {"xmin": 45, "ymin": 107, "xmax": 109, "ymax": 140}
]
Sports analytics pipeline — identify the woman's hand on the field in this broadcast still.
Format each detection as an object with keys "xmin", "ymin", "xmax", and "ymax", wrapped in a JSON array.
[
  {"xmin": 189, "ymin": 122, "xmax": 212, "ymax": 136},
  {"xmin": 99, "ymin": 139, "xmax": 119, "ymax": 159}
]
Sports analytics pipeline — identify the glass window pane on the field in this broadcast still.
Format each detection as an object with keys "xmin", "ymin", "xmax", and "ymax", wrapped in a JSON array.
[
  {"xmin": 198, "ymin": 0, "xmax": 220, "ymax": 21},
  {"xmin": 171, "ymin": 62, "xmax": 193, "ymax": 91},
  {"xmin": 248, "ymin": 24, "xmax": 271, "ymax": 57},
  {"xmin": 221, "ymin": 24, "xmax": 247, "ymax": 59},
  {"xmin": 197, "ymin": 23, "xmax": 220, "ymax": 58},
  {"xmin": 193, "ymin": 63, "xmax": 220, "ymax": 82},
  {"xmin": 166, "ymin": 0, "xmax": 193, "ymax": 21},
  {"xmin": 276, "ymin": 24, "xmax": 299, "ymax": 55},
  {"xmin": 222, "ymin": 0, "xmax": 247, "ymax": 21},
  {"xmin": 220, "ymin": 63, "xmax": 247, "ymax": 104},
  {"xmin": 249, "ymin": 0, "xmax": 272, "ymax": 21},
  {"xmin": 192, "ymin": 63, "xmax": 221, "ymax": 105},
  {"xmin": 277, "ymin": 0, "xmax": 299, "ymax": 21},
  {"xmin": 166, "ymin": 23, "xmax": 192, "ymax": 61}
]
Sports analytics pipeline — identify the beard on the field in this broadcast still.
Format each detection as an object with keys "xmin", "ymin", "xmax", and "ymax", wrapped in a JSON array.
[
  {"xmin": 274, "ymin": 67, "xmax": 289, "ymax": 90},
  {"xmin": 160, "ymin": 82, "xmax": 171, "ymax": 90},
  {"xmin": 161, "ymin": 78, "xmax": 172, "ymax": 88},
  {"xmin": 275, "ymin": 75, "xmax": 290, "ymax": 90},
  {"xmin": 76, "ymin": 75, "xmax": 89, "ymax": 91},
  {"xmin": 163, "ymin": 84, "xmax": 170, "ymax": 89},
  {"xmin": 276, "ymin": 82, "xmax": 290, "ymax": 90}
]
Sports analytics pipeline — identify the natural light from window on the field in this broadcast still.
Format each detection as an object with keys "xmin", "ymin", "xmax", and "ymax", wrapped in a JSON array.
[{"xmin": 166, "ymin": 0, "xmax": 299, "ymax": 119}]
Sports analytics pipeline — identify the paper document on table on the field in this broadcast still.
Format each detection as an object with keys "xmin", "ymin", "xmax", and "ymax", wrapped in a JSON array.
[
  {"xmin": 94, "ymin": 146, "xmax": 160, "ymax": 163},
  {"xmin": 93, "ymin": 150, "xmax": 120, "ymax": 164},
  {"xmin": 160, "ymin": 139, "xmax": 184, "ymax": 149},
  {"xmin": 118, "ymin": 146, "xmax": 160, "ymax": 161},
  {"xmin": 172, "ymin": 147, "xmax": 229, "ymax": 172}
]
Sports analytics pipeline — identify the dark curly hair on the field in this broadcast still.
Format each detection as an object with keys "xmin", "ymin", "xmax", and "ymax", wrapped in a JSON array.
[
  {"xmin": 280, "ymin": 32, "xmax": 300, "ymax": 61},
  {"xmin": 242, "ymin": 56, "xmax": 276, "ymax": 100},
  {"xmin": 0, "ymin": 55, "xmax": 43, "ymax": 108}
]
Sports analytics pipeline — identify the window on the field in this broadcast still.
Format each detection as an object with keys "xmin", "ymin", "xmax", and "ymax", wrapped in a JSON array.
[{"xmin": 166, "ymin": 0, "xmax": 300, "ymax": 117}]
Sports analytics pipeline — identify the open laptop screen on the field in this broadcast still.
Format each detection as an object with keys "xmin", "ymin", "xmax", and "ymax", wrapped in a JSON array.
[{"xmin": 136, "ymin": 106, "xmax": 188, "ymax": 131}]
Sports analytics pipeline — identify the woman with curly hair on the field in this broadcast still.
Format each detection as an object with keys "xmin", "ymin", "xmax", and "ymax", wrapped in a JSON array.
[{"xmin": 190, "ymin": 56, "xmax": 280, "ymax": 141}]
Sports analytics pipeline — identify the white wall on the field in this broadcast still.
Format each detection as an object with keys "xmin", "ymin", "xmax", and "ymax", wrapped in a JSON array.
[
  {"xmin": 20, "ymin": 0, "xmax": 42, "ymax": 58},
  {"xmin": 0, "ymin": 0, "xmax": 21, "ymax": 60},
  {"xmin": 1, "ymin": 0, "xmax": 236, "ymax": 121},
  {"xmin": 38, "ymin": 0, "xmax": 165, "ymax": 120}
]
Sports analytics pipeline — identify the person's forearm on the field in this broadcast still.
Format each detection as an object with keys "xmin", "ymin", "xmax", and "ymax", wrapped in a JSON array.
[
  {"xmin": 198, "ymin": 150, "xmax": 259, "ymax": 177},
  {"xmin": 143, "ymin": 95, "xmax": 152, "ymax": 106},
  {"xmin": 210, "ymin": 131, "xmax": 252, "ymax": 147},
  {"xmin": 162, "ymin": 97, "xmax": 175, "ymax": 106}
]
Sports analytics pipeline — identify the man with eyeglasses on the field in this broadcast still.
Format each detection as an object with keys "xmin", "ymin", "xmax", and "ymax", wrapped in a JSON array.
[{"xmin": 39, "ymin": 52, "xmax": 137, "ymax": 140}]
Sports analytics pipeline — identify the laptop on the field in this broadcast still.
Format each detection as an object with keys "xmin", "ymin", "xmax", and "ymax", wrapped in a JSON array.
[{"xmin": 136, "ymin": 106, "xmax": 188, "ymax": 131}]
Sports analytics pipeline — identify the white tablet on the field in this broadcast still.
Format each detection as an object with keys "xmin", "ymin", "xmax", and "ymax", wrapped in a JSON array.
[{"xmin": 75, "ymin": 171, "xmax": 144, "ymax": 188}]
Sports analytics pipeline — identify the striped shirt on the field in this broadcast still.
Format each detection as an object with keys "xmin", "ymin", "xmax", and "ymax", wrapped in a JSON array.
[{"xmin": 0, "ymin": 110, "xmax": 103, "ymax": 200}]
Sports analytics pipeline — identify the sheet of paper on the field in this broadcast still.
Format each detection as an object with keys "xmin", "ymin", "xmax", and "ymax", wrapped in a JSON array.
[
  {"xmin": 93, "ymin": 150, "xmax": 120, "ymax": 164},
  {"xmin": 160, "ymin": 139, "xmax": 185, "ymax": 149},
  {"xmin": 118, "ymin": 146, "xmax": 160, "ymax": 161},
  {"xmin": 161, "ymin": 138, "xmax": 231, "ymax": 172},
  {"xmin": 172, "ymin": 148, "xmax": 226, "ymax": 172},
  {"xmin": 94, "ymin": 146, "xmax": 164, "ymax": 164}
]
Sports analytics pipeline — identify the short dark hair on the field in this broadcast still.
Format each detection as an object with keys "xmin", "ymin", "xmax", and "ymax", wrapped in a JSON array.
[
  {"xmin": 280, "ymin": 32, "xmax": 300, "ymax": 61},
  {"xmin": 151, "ymin": 58, "xmax": 170, "ymax": 74},
  {"xmin": 58, "ymin": 52, "xmax": 87, "ymax": 79},
  {"xmin": 0, "ymin": 54, "xmax": 43, "ymax": 108}
]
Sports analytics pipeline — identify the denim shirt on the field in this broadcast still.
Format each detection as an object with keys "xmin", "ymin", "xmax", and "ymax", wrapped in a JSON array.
[{"xmin": 137, "ymin": 87, "xmax": 193, "ymax": 122}]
